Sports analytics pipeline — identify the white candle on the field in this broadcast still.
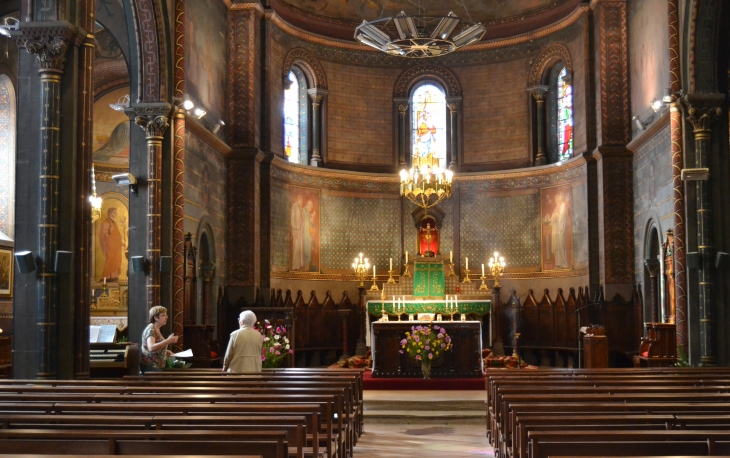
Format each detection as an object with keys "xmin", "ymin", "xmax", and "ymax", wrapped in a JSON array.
[
  {"xmin": 465, "ymin": 257, "xmax": 469, "ymax": 270},
  {"xmin": 405, "ymin": 252, "xmax": 408, "ymax": 264},
  {"xmin": 390, "ymin": 258, "xmax": 393, "ymax": 270},
  {"xmin": 450, "ymin": 251, "xmax": 453, "ymax": 263},
  {"xmin": 373, "ymin": 265, "xmax": 376, "ymax": 277},
  {"xmin": 103, "ymin": 277, "xmax": 106, "ymax": 286},
  {"xmin": 482, "ymin": 263, "xmax": 485, "ymax": 276}
]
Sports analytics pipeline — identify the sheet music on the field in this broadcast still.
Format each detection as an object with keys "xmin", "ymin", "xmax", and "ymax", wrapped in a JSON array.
[
  {"xmin": 89, "ymin": 326, "xmax": 101, "ymax": 343},
  {"xmin": 173, "ymin": 349, "xmax": 193, "ymax": 358},
  {"xmin": 98, "ymin": 325, "xmax": 117, "ymax": 343}
]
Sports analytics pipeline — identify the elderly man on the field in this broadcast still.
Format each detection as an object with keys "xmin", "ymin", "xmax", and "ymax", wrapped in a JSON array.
[{"xmin": 222, "ymin": 310, "xmax": 262, "ymax": 373}]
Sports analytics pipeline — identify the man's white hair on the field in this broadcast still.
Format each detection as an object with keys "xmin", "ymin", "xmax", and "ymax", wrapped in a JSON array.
[{"xmin": 239, "ymin": 310, "xmax": 256, "ymax": 326}]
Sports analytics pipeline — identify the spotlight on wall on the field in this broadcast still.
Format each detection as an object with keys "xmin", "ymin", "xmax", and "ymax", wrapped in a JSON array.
[
  {"xmin": 112, "ymin": 173, "xmax": 138, "ymax": 195},
  {"xmin": 193, "ymin": 107, "xmax": 207, "ymax": 119},
  {"xmin": 0, "ymin": 17, "xmax": 19, "ymax": 37},
  {"xmin": 131, "ymin": 256, "xmax": 147, "ymax": 273},
  {"xmin": 182, "ymin": 94, "xmax": 194, "ymax": 111},
  {"xmin": 14, "ymin": 250, "xmax": 36, "ymax": 274},
  {"xmin": 632, "ymin": 115, "xmax": 649, "ymax": 131},
  {"xmin": 651, "ymin": 98, "xmax": 663, "ymax": 112}
]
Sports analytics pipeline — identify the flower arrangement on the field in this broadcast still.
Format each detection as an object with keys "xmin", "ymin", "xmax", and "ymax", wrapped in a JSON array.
[
  {"xmin": 255, "ymin": 320, "xmax": 294, "ymax": 368},
  {"xmin": 400, "ymin": 324, "xmax": 452, "ymax": 378}
]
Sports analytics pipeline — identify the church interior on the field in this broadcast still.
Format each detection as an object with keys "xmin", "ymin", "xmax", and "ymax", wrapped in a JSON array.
[{"xmin": 0, "ymin": 0, "xmax": 727, "ymax": 455}]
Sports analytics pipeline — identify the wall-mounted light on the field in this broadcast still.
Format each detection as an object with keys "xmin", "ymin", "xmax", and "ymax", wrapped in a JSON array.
[
  {"xmin": 651, "ymin": 98, "xmax": 663, "ymax": 112},
  {"xmin": 14, "ymin": 250, "xmax": 36, "ymax": 274},
  {"xmin": 632, "ymin": 115, "xmax": 650, "ymax": 131},
  {"xmin": 0, "ymin": 17, "xmax": 19, "ymax": 37},
  {"xmin": 112, "ymin": 172, "xmax": 138, "ymax": 195},
  {"xmin": 193, "ymin": 107, "xmax": 207, "ymax": 119}
]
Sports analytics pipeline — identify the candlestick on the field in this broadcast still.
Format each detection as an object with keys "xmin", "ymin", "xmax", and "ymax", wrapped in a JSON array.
[
  {"xmin": 402, "ymin": 261, "xmax": 412, "ymax": 277},
  {"xmin": 387, "ymin": 269, "xmax": 396, "ymax": 283},
  {"xmin": 462, "ymin": 267, "xmax": 471, "ymax": 283},
  {"xmin": 370, "ymin": 266, "xmax": 379, "ymax": 291},
  {"xmin": 446, "ymin": 261, "xmax": 456, "ymax": 277},
  {"xmin": 479, "ymin": 274, "xmax": 489, "ymax": 291}
]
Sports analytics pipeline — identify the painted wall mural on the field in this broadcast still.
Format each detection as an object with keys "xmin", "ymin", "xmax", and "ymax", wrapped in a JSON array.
[
  {"xmin": 541, "ymin": 185, "xmax": 572, "ymax": 270},
  {"xmin": 289, "ymin": 186, "xmax": 321, "ymax": 273},
  {"xmin": 93, "ymin": 193, "xmax": 129, "ymax": 283},
  {"xmin": 271, "ymin": 182, "xmax": 291, "ymax": 269},
  {"xmin": 93, "ymin": 87, "xmax": 131, "ymax": 168}
]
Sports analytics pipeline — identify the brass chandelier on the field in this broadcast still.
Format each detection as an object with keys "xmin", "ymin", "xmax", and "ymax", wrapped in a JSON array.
[
  {"xmin": 399, "ymin": 160, "xmax": 454, "ymax": 210},
  {"xmin": 354, "ymin": 11, "xmax": 485, "ymax": 58}
]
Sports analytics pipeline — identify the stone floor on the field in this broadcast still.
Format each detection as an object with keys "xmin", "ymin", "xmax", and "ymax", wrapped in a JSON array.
[{"xmin": 355, "ymin": 390, "xmax": 494, "ymax": 457}]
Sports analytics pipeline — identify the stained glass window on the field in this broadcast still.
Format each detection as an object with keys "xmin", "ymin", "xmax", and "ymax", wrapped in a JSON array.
[
  {"xmin": 411, "ymin": 84, "xmax": 447, "ymax": 170},
  {"xmin": 557, "ymin": 67, "xmax": 573, "ymax": 162},
  {"xmin": 283, "ymin": 71, "xmax": 300, "ymax": 163},
  {"xmin": 0, "ymin": 75, "xmax": 15, "ymax": 238}
]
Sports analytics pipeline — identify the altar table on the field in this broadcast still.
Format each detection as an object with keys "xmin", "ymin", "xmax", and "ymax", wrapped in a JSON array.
[{"xmin": 371, "ymin": 321, "xmax": 483, "ymax": 378}]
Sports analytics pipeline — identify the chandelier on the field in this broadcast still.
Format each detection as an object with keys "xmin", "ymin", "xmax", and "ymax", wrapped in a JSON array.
[
  {"xmin": 354, "ymin": 11, "xmax": 486, "ymax": 58},
  {"xmin": 89, "ymin": 165, "xmax": 102, "ymax": 223},
  {"xmin": 399, "ymin": 158, "xmax": 454, "ymax": 210}
]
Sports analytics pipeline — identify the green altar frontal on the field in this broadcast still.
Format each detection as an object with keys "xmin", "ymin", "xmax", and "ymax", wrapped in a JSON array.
[
  {"xmin": 413, "ymin": 262, "xmax": 445, "ymax": 297},
  {"xmin": 367, "ymin": 300, "xmax": 491, "ymax": 317}
]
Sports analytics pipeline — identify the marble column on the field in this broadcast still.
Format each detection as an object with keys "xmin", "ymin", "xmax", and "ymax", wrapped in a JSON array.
[
  {"xmin": 680, "ymin": 94, "xmax": 723, "ymax": 365},
  {"xmin": 394, "ymin": 98, "xmax": 409, "ymax": 167},
  {"xmin": 127, "ymin": 104, "xmax": 171, "ymax": 310},
  {"xmin": 308, "ymin": 88, "xmax": 327, "ymax": 167},
  {"xmin": 528, "ymin": 85, "xmax": 549, "ymax": 166},
  {"xmin": 446, "ymin": 96, "xmax": 461, "ymax": 171}
]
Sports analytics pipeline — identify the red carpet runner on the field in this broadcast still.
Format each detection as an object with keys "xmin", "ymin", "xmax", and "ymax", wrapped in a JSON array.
[{"xmin": 363, "ymin": 370, "xmax": 486, "ymax": 390}]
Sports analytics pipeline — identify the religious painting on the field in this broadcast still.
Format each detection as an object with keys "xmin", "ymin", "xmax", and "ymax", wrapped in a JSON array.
[
  {"xmin": 541, "ymin": 185, "xmax": 572, "ymax": 271},
  {"xmin": 92, "ymin": 193, "xmax": 129, "ymax": 284},
  {"xmin": 93, "ymin": 87, "xmax": 131, "ymax": 167},
  {"xmin": 0, "ymin": 247, "xmax": 12, "ymax": 298},
  {"xmin": 411, "ymin": 84, "xmax": 447, "ymax": 170},
  {"xmin": 289, "ymin": 187, "xmax": 320, "ymax": 273}
]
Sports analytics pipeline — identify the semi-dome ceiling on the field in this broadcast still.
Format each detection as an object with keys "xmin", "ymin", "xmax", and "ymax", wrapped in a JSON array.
[{"xmin": 271, "ymin": 0, "xmax": 580, "ymax": 41}]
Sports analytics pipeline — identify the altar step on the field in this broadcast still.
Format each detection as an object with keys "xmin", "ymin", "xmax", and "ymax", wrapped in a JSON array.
[{"xmin": 363, "ymin": 390, "xmax": 487, "ymax": 424}]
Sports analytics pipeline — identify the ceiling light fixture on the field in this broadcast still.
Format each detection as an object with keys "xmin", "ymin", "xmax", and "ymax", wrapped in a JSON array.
[
  {"xmin": 0, "ymin": 17, "xmax": 19, "ymax": 37},
  {"xmin": 355, "ymin": 10, "xmax": 485, "ymax": 58},
  {"xmin": 109, "ymin": 94, "xmax": 130, "ymax": 112}
]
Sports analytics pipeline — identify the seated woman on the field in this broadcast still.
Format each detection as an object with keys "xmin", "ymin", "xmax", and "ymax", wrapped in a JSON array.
[
  {"xmin": 222, "ymin": 310, "xmax": 262, "ymax": 373},
  {"xmin": 140, "ymin": 305, "xmax": 179, "ymax": 373}
]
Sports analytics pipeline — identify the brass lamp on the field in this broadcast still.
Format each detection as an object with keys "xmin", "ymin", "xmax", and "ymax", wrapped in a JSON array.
[
  {"xmin": 352, "ymin": 253, "xmax": 370, "ymax": 288},
  {"xmin": 488, "ymin": 251, "xmax": 506, "ymax": 288},
  {"xmin": 399, "ymin": 164, "xmax": 453, "ymax": 211}
]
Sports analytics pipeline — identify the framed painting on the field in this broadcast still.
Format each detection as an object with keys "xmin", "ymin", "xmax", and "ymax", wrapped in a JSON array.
[
  {"xmin": 92, "ymin": 192, "xmax": 130, "ymax": 285},
  {"xmin": 541, "ymin": 185, "xmax": 573, "ymax": 271},
  {"xmin": 289, "ymin": 186, "xmax": 320, "ymax": 273},
  {"xmin": 0, "ymin": 246, "xmax": 13, "ymax": 298}
]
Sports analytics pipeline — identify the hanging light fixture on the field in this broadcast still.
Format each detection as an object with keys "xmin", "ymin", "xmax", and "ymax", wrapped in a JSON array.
[
  {"xmin": 89, "ymin": 165, "xmax": 102, "ymax": 223},
  {"xmin": 354, "ymin": 3, "xmax": 485, "ymax": 58}
]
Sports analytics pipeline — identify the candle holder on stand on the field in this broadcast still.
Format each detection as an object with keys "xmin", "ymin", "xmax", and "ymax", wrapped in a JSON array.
[
  {"xmin": 402, "ymin": 263, "xmax": 412, "ymax": 277},
  {"xmin": 397, "ymin": 306, "xmax": 402, "ymax": 321},
  {"xmin": 369, "ymin": 274, "xmax": 379, "ymax": 291},
  {"xmin": 479, "ymin": 275, "xmax": 489, "ymax": 291},
  {"xmin": 462, "ymin": 268, "xmax": 471, "ymax": 283},
  {"xmin": 449, "ymin": 308, "xmax": 454, "ymax": 321},
  {"xmin": 446, "ymin": 262, "xmax": 457, "ymax": 277},
  {"xmin": 352, "ymin": 253, "xmax": 370, "ymax": 288},
  {"xmin": 387, "ymin": 269, "xmax": 397, "ymax": 283},
  {"xmin": 488, "ymin": 252, "xmax": 506, "ymax": 288}
]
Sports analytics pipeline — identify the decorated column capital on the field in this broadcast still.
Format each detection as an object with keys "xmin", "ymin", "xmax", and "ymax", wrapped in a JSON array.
[
  {"xmin": 126, "ymin": 103, "xmax": 172, "ymax": 139},
  {"xmin": 199, "ymin": 264, "xmax": 216, "ymax": 282},
  {"xmin": 13, "ymin": 21, "xmax": 84, "ymax": 73},
  {"xmin": 527, "ymin": 85, "xmax": 549, "ymax": 102},
  {"xmin": 307, "ymin": 88, "xmax": 327, "ymax": 108},
  {"xmin": 679, "ymin": 94, "xmax": 724, "ymax": 133},
  {"xmin": 445, "ymin": 96, "xmax": 462, "ymax": 114}
]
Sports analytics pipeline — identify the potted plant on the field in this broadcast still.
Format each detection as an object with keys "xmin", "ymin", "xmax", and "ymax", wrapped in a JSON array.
[
  {"xmin": 400, "ymin": 324, "xmax": 452, "ymax": 379},
  {"xmin": 256, "ymin": 320, "xmax": 294, "ymax": 368}
]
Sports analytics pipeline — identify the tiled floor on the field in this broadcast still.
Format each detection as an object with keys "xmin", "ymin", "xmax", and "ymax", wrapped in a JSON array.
[
  {"xmin": 354, "ymin": 422, "xmax": 494, "ymax": 457},
  {"xmin": 356, "ymin": 390, "xmax": 494, "ymax": 457}
]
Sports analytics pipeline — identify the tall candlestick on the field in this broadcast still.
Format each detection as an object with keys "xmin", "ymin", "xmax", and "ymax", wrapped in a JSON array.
[
  {"xmin": 450, "ymin": 251, "xmax": 453, "ymax": 263},
  {"xmin": 482, "ymin": 263, "xmax": 485, "ymax": 276},
  {"xmin": 465, "ymin": 257, "xmax": 468, "ymax": 270}
]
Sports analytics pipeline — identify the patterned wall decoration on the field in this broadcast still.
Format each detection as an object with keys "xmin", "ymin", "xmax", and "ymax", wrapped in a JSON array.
[
  {"xmin": 571, "ymin": 182, "xmax": 589, "ymax": 268},
  {"xmin": 228, "ymin": 7, "xmax": 262, "ymax": 148},
  {"xmin": 271, "ymin": 182, "xmax": 290, "ymax": 269},
  {"xmin": 0, "ymin": 76, "xmax": 15, "ymax": 238},
  {"xmin": 227, "ymin": 155, "xmax": 256, "ymax": 286},
  {"xmin": 270, "ymin": 160, "xmax": 399, "ymax": 192},
  {"xmin": 541, "ymin": 185, "xmax": 573, "ymax": 270},
  {"xmin": 601, "ymin": 154, "xmax": 634, "ymax": 284},
  {"xmin": 598, "ymin": 1, "xmax": 631, "ymax": 146},
  {"xmin": 320, "ymin": 193, "xmax": 401, "ymax": 272},
  {"xmin": 289, "ymin": 186, "xmax": 320, "ymax": 272},
  {"xmin": 461, "ymin": 192, "xmax": 541, "ymax": 268},
  {"xmin": 132, "ymin": 0, "xmax": 161, "ymax": 101}
]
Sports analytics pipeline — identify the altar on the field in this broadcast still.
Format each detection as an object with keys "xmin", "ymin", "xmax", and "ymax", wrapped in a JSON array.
[{"xmin": 371, "ymin": 321, "xmax": 484, "ymax": 378}]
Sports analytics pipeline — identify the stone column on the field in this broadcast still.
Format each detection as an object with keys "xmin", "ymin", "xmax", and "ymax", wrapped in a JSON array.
[
  {"xmin": 308, "ymin": 88, "xmax": 327, "ymax": 167},
  {"xmin": 681, "ymin": 94, "xmax": 723, "ymax": 365},
  {"xmin": 491, "ymin": 286, "xmax": 504, "ymax": 356},
  {"xmin": 528, "ymin": 85, "xmax": 549, "ymax": 166},
  {"xmin": 644, "ymin": 259, "xmax": 659, "ymax": 323},
  {"xmin": 394, "ymin": 98, "xmax": 409, "ymax": 167},
  {"xmin": 18, "ymin": 24, "xmax": 77, "ymax": 379},
  {"xmin": 199, "ymin": 263, "xmax": 216, "ymax": 325},
  {"xmin": 446, "ymin": 96, "xmax": 461, "ymax": 171},
  {"xmin": 127, "ymin": 104, "xmax": 171, "ymax": 310},
  {"xmin": 355, "ymin": 286, "xmax": 368, "ymax": 356}
]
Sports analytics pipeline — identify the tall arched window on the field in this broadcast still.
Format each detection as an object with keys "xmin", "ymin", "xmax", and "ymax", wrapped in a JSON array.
[
  {"xmin": 411, "ymin": 83, "xmax": 447, "ymax": 170},
  {"xmin": 0, "ymin": 74, "xmax": 16, "ymax": 238},
  {"xmin": 556, "ymin": 67, "xmax": 573, "ymax": 162},
  {"xmin": 283, "ymin": 67, "xmax": 308, "ymax": 164}
]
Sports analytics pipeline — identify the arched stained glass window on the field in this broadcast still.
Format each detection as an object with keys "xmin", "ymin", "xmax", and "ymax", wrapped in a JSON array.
[
  {"xmin": 411, "ymin": 83, "xmax": 447, "ymax": 170},
  {"xmin": 283, "ymin": 71, "xmax": 300, "ymax": 163},
  {"xmin": 0, "ymin": 75, "xmax": 15, "ymax": 238},
  {"xmin": 557, "ymin": 67, "xmax": 573, "ymax": 162}
]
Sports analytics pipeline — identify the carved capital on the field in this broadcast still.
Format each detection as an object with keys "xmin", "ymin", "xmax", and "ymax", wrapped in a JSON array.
[
  {"xmin": 13, "ymin": 21, "xmax": 84, "ymax": 73},
  {"xmin": 199, "ymin": 264, "xmax": 216, "ymax": 282},
  {"xmin": 398, "ymin": 104, "xmax": 408, "ymax": 115},
  {"xmin": 445, "ymin": 96, "xmax": 461, "ymax": 115},
  {"xmin": 679, "ymin": 94, "xmax": 724, "ymax": 132},
  {"xmin": 527, "ymin": 85, "xmax": 550, "ymax": 102},
  {"xmin": 307, "ymin": 88, "xmax": 327, "ymax": 107},
  {"xmin": 25, "ymin": 37, "xmax": 68, "ymax": 72},
  {"xmin": 126, "ymin": 103, "xmax": 172, "ymax": 139},
  {"xmin": 645, "ymin": 259, "xmax": 659, "ymax": 278}
]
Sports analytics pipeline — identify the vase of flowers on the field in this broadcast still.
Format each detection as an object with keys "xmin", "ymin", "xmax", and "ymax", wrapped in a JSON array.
[
  {"xmin": 255, "ymin": 320, "xmax": 294, "ymax": 368},
  {"xmin": 399, "ymin": 324, "xmax": 452, "ymax": 379}
]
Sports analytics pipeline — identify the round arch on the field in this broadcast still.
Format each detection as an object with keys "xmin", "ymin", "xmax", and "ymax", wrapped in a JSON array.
[
  {"xmin": 195, "ymin": 217, "xmax": 217, "ymax": 326},
  {"xmin": 0, "ymin": 73, "xmax": 16, "ymax": 239},
  {"xmin": 643, "ymin": 218, "xmax": 663, "ymax": 323},
  {"xmin": 528, "ymin": 43, "xmax": 573, "ymax": 87},
  {"xmin": 393, "ymin": 64, "xmax": 461, "ymax": 98},
  {"xmin": 282, "ymin": 48, "xmax": 328, "ymax": 90}
]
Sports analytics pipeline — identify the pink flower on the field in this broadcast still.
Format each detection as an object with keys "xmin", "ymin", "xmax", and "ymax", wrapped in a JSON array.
[
  {"xmin": 269, "ymin": 347, "xmax": 274, "ymax": 353},
  {"xmin": 275, "ymin": 351, "xmax": 281, "ymax": 355},
  {"xmin": 416, "ymin": 355, "xmax": 422, "ymax": 360},
  {"xmin": 289, "ymin": 349, "xmax": 294, "ymax": 354},
  {"xmin": 260, "ymin": 355, "xmax": 266, "ymax": 361},
  {"xmin": 428, "ymin": 353, "xmax": 433, "ymax": 359}
]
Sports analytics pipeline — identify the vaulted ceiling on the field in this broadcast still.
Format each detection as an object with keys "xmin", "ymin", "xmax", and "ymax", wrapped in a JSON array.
[{"xmin": 270, "ymin": 0, "xmax": 581, "ymax": 41}]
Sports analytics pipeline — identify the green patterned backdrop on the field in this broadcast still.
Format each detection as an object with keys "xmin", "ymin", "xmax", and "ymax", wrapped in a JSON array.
[{"xmin": 271, "ymin": 181, "xmax": 290, "ymax": 268}]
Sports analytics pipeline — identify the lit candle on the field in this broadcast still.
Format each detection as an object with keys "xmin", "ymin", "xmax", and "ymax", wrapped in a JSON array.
[
  {"xmin": 465, "ymin": 257, "xmax": 469, "ymax": 270},
  {"xmin": 390, "ymin": 258, "xmax": 393, "ymax": 270},
  {"xmin": 482, "ymin": 263, "xmax": 485, "ymax": 276},
  {"xmin": 450, "ymin": 251, "xmax": 453, "ymax": 263},
  {"xmin": 405, "ymin": 251, "xmax": 408, "ymax": 264}
]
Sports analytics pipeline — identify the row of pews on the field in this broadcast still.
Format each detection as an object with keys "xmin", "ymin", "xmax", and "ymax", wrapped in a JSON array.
[
  {"xmin": 486, "ymin": 367, "xmax": 730, "ymax": 458},
  {"xmin": 0, "ymin": 367, "xmax": 363, "ymax": 458}
]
